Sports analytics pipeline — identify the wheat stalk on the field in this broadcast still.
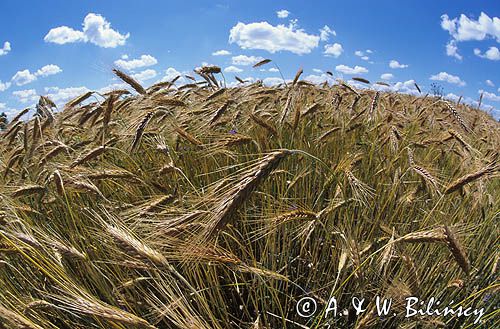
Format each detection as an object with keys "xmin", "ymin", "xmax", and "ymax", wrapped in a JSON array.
[
  {"xmin": 443, "ymin": 225, "xmax": 470, "ymax": 275},
  {"xmin": 204, "ymin": 150, "xmax": 291, "ymax": 238},
  {"xmin": 445, "ymin": 162, "xmax": 497, "ymax": 194},
  {"xmin": 70, "ymin": 146, "xmax": 107, "ymax": 168},
  {"xmin": 131, "ymin": 111, "xmax": 155, "ymax": 152},
  {"xmin": 250, "ymin": 112, "xmax": 277, "ymax": 135},
  {"xmin": 112, "ymin": 68, "xmax": 146, "ymax": 94}
]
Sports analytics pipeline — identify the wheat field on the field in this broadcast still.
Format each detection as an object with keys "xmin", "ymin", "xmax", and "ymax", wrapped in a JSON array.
[{"xmin": 0, "ymin": 66, "xmax": 498, "ymax": 328}]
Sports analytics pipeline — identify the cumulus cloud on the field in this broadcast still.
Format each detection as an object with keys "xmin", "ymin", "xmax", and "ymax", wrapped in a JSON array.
[
  {"xmin": 441, "ymin": 12, "xmax": 500, "ymax": 60},
  {"xmin": 35, "ymin": 64, "xmax": 63, "ymax": 77},
  {"xmin": 479, "ymin": 89, "xmax": 500, "ymax": 102},
  {"xmin": 324, "ymin": 43, "xmax": 343, "ymax": 57},
  {"xmin": 114, "ymin": 54, "xmax": 158, "ymax": 70},
  {"xmin": 380, "ymin": 73, "xmax": 394, "ymax": 80},
  {"xmin": 446, "ymin": 40, "xmax": 463, "ymax": 60},
  {"xmin": 226, "ymin": 76, "xmax": 255, "ymax": 88},
  {"xmin": 212, "ymin": 49, "xmax": 231, "ymax": 56},
  {"xmin": 224, "ymin": 65, "xmax": 243, "ymax": 73},
  {"xmin": 373, "ymin": 79, "xmax": 420, "ymax": 96},
  {"xmin": 354, "ymin": 50, "xmax": 371, "ymax": 61},
  {"xmin": 486, "ymin": 80, "xmax": 495, "ymax": 87},
  {"xmin": 263, "ymin": 77, "xmax": 288, "ymax": 86},
  {"xmin": 11, "ymin": 70, "xmax": 37, "ymax": 86},
  {"xmin": 44, "ymin": 13, "xmax": 129, "ymax": 48},
  {"xmin": 44, "ymin": 86, "xmax": 90, "ymax": 104},
  {"xmin": 389, "ymin": 60, "xmax": 408, "ymax": 69},
  {"xmin": 319, "ymin": 25, "xmax": 336, "ymax": 41},
  {"xmin": 44, "ymin": 26, "xmax": 85, "ymax": 44},
  {"xmin": 11, "ymin": 64, "xmax": 62, "ymax": 86},
  {"xmin": 231, "ymin": 55, "xmax": 264, "ymax": 66},
  {"xmin": 0, "ymin": 41, "xmax": 11, "ymax": 56},
  {"xmin": 12, "ymin": 89, "xmax": 38, "ymax": 103},
  {"xmin": 393, "ymin": 80, "xmax": 419, "ymax": 94},
  {"xmin": 474, "ymin": 46, "xmax": 500, "ymax": 60},
  {"xmin": 335, "ymin": 65, "xmax": 368, "ymax": 75},
  {"xmin": 303, "ymin": 73, "xmax": 335, "ymax": 85},
  {"xmin": 131, "ymin": 69, "xmax": 157, "ymax": 83},
  {"xmin": 98, "ymin": 83, "xmax": 128, "ymax": 94},
  {"xmin": 276, "ymin": 10, "xmax": 290, "ymax": 19},
  {"xmin": 441, "ymin": 12, "xmax": 500, "ymax": 42},
  {"xmin": 229, "ymin": 21, "xmax": 320, "ymax": 54},
  {"xmin": 430, "ymin": 71, "xmax": 466, "ymax": 86},
  {"xmin": 0, "ymin": 80, "xmax": 11, "ymax": 92},
  {"xmin": 158, "ymin": 67, "xmax": 187, "ymax": 85},
  {"xmin": 268, "ymin": 67, "xmax": 279, "ymax": 72}
]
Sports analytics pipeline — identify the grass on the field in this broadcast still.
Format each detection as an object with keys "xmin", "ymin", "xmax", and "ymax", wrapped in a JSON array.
[{"xmin": 0, "ymin": 68, "xmax": 499, "ymax": 328}]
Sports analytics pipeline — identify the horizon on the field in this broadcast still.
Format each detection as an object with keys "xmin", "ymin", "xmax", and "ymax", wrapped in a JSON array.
[{"xmin": 0, "ymin": 0, "xmax": 499, "ymax": 119}]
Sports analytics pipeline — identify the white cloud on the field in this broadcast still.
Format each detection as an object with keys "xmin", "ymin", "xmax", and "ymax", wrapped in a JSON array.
[
  {"xmin": 375, "ymin": 79, "xmax": 420, "ymax": 96},
  {"xmin": 354, "ymin": 49, "xmax": 372, "ymax": 61},
  {"xmin": 11, "ymin": 70, "xmax": 37, "ymax": 86},
  {"xmin": 114, "ymin": 54, "xmax": 158, "ymax": 70},
  {"xmin": 0, "ymin": 80, "xmax": 11, "ymax": 92},
  {"xmin": 224, "ymin": 65, "xmax": 243, "ymax": 73},
  {"xmin": 229, "ymin": 21, "xmax": 320, "ymax": 54},
  {"xmin": 319, "ymin": 25, "xmax": 336, "ymax": 41},
  {"xmin": 268, "ymin": 67, "xmax": 279, "ymax": 72},
  {"xmin": 44, "ymin": 13, "xmax": 129, "ymax": 48},
  {"xmin": 212, "ymin": 49, "xmax": 231, "ymax": 56},
  {"xmin": 324, "ymin": 43, "xmax": 343, "ymax": 57},
  {"xmin": 159, "ymin": 67, "xmax": 187, "ymax": 85},
  {"xmin": 98, "ymin": 83, "xmax": 128, "ymax": 94},
  {"xmin": 312, "ymin": 68, "xmax": 322, "ymax": 73},
  {"xmin": 0, "ymin": 41, "xmax": 11, "ymax": 56},
  {"xmin": 486, "ymin": 79, "xmax": 495, "ymax": 87},
  {"xmin": 44, "ymin": 26, "xmax": 86, "ymax": 44},
  {"xmin": 474, "ymin": 46, "xmax": 500, "ymax": 60},
  {"xmin": 446, "ymin": 94, "xmax": 486, "ymax": 110},
  {"xmin": 276, "ymin": 10, "xmax": 290, "ymax": 19},
  {"xmin": 263, "ymin": 77, "xmax": 288, "ymax": 86},
  {"xmin": 231, "ymin": 55, "xmax": 264, "ymax": 66},
  {"xmin": 380, "ymin": 73, "xmax": 394, "ymax": 80},
  {"xmin": 131, "ymin": 69, "xmax": 157, "ymax": 82},
  {"xmin": 35, "ymin": 64, "xmax": 62, "ymax": 77},
  {"xmin": 335, "ymin": 65, "xmax": 368, "ymax": 75},
  {"xmin": 430, "ymin": 71, "xmax": 466, "ymax": 86},
  {"xmin": 440, "ymin": 12, "xmax": 500, "ymax": 42},
  {"xmin": 11, "ymin": 64, "xmax": 62, "ymax": 86},
  {"xmin": 0, "ymin": 104, "xmax": 18, "ymax": 118},
  {"xmin": 389, "ymin": 60, "xmax": 408, "ymax": 69},
  {"xmin": 444, "ymin": 93, "xmax": 461, "ymax": 103},
  {"xmin": 44, "ymin": 86, "xmax": 90, "ymax": 103},
  {"xmin": 304, "ymin": 73, "xmax": 334, "ymax": 85},
  {"xmin": 12, "ymin": 89, "xmax": 38, "ymax": 103},
  {"xmin": 479, "ymin": 89, "xmax": 500, "ymax": 102},
  {"xmin": 446, "ymin": 40, "xmax": 463, "ymax": 60},
  {"xmin": 226, "ymin": 76, "xmax": 255, "ymax": 88}
]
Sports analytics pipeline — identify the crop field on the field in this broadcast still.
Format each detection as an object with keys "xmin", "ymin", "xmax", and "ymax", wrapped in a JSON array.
[{"xmin": 0, "ymin": 66, "xmax": 498, "ymax": 328}]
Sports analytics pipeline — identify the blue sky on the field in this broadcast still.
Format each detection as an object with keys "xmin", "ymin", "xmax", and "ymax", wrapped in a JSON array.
[{"xmin": 1, "ymin": 0, "xmax": 499, "ymax": 118}]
